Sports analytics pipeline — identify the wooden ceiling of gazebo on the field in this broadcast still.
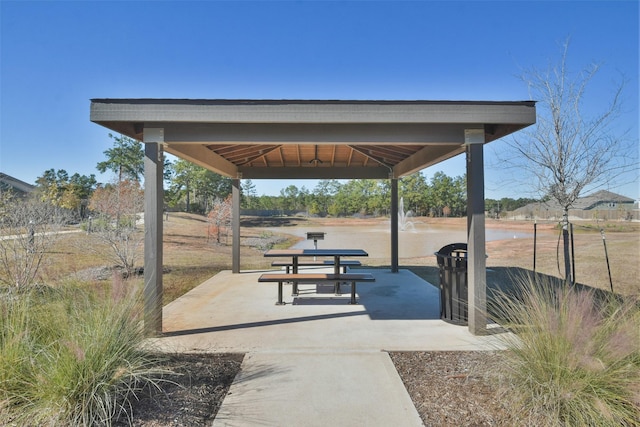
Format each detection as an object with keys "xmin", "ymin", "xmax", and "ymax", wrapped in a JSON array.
[{"xmin": 206, "ymin": 143, "xmax": 423, "ymax": 168}]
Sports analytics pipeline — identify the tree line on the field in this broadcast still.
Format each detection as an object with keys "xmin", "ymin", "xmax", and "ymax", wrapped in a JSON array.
[{"xmin": 241, "ymin": 172, "xmax": 471, "ymax": 217}]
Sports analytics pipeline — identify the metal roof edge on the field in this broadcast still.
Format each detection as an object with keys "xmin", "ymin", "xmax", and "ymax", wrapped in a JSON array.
[{"xmin": 90, "ymin": 98, "xmax": 536, "ymax": 107}]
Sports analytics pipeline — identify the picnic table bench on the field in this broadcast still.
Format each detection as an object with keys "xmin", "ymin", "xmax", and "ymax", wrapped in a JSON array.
[
  {"xmin": 258, "ymin": 272, "xmax": 375, "ymax": 305},
  {"xmin": 270, "ymin": 259, "xmax": 362, "ymax": 274}
]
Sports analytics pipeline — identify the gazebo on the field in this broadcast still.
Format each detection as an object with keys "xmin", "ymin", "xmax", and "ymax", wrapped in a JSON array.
[{"xmin": 90, "ymin": 99, "xmax": 536, "ymax": 336}]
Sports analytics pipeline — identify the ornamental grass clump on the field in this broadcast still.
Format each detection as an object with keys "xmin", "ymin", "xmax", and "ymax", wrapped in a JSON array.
[
  {"xmin": 0, "ymin": 284, "xmax": 166, "ymax": 426},
  {"xmin": 490, "ymin": 275, "xmax": 640, "ymax": 426}
]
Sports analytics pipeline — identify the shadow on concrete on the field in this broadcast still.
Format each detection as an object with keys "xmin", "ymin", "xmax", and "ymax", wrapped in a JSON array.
[
  {"xmin": 404, "ymin": 264, "xmax": 619, "ymax": 325},
  {"xmin": 406, "ymin": 264, "xmax": 614, "ymax": 301},
  {"xmin": 162, "ymin": 310, "xmax": 365, "ymax": 337},
  {"xmin": 485, "ymin": 266, "xmax": 615, "ymax": 301},
  {"xmin": 353, "ymin": 267, "xmax": 441, "ymax": 320},
  {"xmin": 292, "ymin": 297, "xmax": 357, "ymax": 305}
]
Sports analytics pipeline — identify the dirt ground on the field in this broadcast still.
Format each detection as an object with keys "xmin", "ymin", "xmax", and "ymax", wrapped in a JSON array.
[
  {"xmin": 114, "ymin": 353, "xmax": 244, "ymax": 427},
  {"xmin": 111, "ymin": 214, "xmax": 638, "ymax": 425},
  {"xmin": 118, "ymin": 351, "xmax": 509, "ymax": 426}
]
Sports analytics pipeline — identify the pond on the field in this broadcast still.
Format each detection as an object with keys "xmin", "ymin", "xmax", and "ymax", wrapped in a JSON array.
[{"xmin": 265, "ymin": 220, "xmax": 535, "ymax": 261}]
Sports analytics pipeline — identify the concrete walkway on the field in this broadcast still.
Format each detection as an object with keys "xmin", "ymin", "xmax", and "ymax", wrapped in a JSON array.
[{"xmin": 149, "ymin": 268, "xmax": 508, "ymax": 426}]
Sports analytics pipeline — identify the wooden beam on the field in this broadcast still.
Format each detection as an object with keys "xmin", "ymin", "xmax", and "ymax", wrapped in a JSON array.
[
  {"xmin": 394, "ymin": 144, "xmax": 465, "ymax": 177},
  {"xmin": 349, "ymin": 145, "xmax": 391, "ymax": 168},
  {"xmin": 391, "ymin": 178, "xmax": 399, "ymax": 273},
  {"xmin": 465, "ymin": 129, "xmax": 487, "ymax": 336},
  {"xmin": 91, "ymin": 99, "xmax": 536, "ymax": 127},
  {"xmin": 232, "ymin": 179, "xmax": 240, "ymax": 274},
  {"xmin": 165, "ymin": 144, "xmax": 237, "ymax": 177},
  {"xmin": 238, "ymin": 166, "xmax": 390, "ymax": 180},
  {"xmin": 157, "ymin": 122, "xmax": 470, "ymax": 145},
  {"xmin": 237, "ymin": 145, "xmax": 282, "ymax": 166},
  {"xmin": 143, "ymin": 134, "xmax": 164, "ymax": 337}
]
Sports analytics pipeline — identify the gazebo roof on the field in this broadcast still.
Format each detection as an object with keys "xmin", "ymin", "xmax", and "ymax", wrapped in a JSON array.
[{"xmin": 90, "ymin": 99, "xmax": 536, "ymax": 179}]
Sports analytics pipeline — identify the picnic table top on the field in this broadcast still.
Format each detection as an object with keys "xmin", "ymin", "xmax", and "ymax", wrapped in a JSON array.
[
  {"xmin": 258, "ymin": 272, "xmax": 375, "ymax": 281},
  {"xmin": 263, "ymin": 249, "xmax": 368, "ymax": 257}
]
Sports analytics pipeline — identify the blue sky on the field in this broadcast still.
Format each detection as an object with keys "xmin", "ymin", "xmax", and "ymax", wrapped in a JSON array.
[{"xmin": 1, "ymin": 1, "xmax": 638, "ymax": 200}]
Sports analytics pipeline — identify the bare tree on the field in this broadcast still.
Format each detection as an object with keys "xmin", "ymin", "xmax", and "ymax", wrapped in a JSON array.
[
  {"xmin": 506, "ymin": 39, "xmax": 637, "ymax": 282},
  {"xmin": 207, "ymin": 195, "xmax": 232, "ymax": 244},
  {"xmin": 86, "ymin": 180, "xmax": 144, "ymax": 277},
  {"xmin": 0, "ymin": 192, "xmax": 70, "ymax": 289}
]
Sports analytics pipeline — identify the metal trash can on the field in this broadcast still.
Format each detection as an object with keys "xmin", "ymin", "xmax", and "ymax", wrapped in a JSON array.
[{"xmin": 435, "ymin": 243, "xmax": 468, "ymax": 325}]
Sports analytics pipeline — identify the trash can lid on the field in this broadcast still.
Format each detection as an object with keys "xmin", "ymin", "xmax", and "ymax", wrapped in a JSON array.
[{"xmin": 436, "ymin": 243, "xmax": 467, "ymax": 256}]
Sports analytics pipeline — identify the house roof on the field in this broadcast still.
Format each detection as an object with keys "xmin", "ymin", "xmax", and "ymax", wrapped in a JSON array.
[
  {"xmin": 514, "ymin": 190, "xmax": 636, "ymax": 213},
  {"xmin": 571, "ymin": 190, "xmax": 635, "ymax": 209},
  {"xmin": 0, "ymin": 173, "xmax": 35, "ymax": 195},
  {"xmin": 90, "ymin": 99, "xmax": 536, "ymax": 180}
]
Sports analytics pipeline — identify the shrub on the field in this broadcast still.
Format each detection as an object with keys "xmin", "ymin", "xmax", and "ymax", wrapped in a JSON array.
[
  {"xmin": 0, "ymin": 284, "xmax": 165, "ymax": 426},
  {"xmin": 86, "ymin": 180, "xmax": 144, "ymax": 277},
  {"xmin": 0, "ymin": 193, "xmax": 70, "ymax": 289},
  {"xmin": 490, "ymin": 274, "xmax": 640, "ymax": 426}
]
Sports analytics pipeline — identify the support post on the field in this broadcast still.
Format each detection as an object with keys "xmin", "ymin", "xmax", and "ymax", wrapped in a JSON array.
[
  {"xmin": 232, "ymin": 178, "xmax": 241, "ymax": 273},
  {"xmin": 390, "ymin": 177, "xmax": 399, "ymax": 273},
  {"xmin": 143, "ymin": 129, "xmax": 164, "ymax": 336},
  {"xmin": 465, "ymin": 129, "xmax": 487, "ymax": 335}
]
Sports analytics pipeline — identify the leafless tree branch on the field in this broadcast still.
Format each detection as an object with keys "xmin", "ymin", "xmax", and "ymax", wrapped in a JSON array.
[
  {"xmin": 505, "ymin": 38, "xmax": 637, "ymax": 211},
  {"xmin": 0, "ymin": 192, "xmax": 70, "ymax": 289}
]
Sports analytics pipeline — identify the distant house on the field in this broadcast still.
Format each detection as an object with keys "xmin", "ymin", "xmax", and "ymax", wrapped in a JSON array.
[
  {"xmin": 508, "ymin": 190, "xmax": 638, "ymax": 221},
  {"xmin": 0, "ymin": 173, "xmax": 35, "ymax": 197}
]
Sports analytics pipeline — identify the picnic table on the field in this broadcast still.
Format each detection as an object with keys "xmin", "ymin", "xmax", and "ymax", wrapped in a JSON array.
[
  {"xmin": 261, "ymin": 249, "xmax": 372, "ymax": 304},
  {"xmin": 264, "ymin": 248, "xmax": 368, "ymax": 276}
]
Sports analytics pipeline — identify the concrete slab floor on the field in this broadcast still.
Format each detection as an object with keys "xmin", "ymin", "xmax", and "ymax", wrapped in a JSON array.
[
  {"xmin": 145, "ymin": 268, "xmax": 511, "ymax": 427},
  {"xmin": 148, "ymin": 268, "xmax": 508, "ymax": 353}
]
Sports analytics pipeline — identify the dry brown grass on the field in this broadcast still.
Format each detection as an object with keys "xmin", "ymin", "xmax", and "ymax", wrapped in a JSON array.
[
  {"xmin": 18, "ymin": 212, "xmax": 285, "ymax": 304},
  {"xmin": 6, "ymin": 213, "xmax": 638, "ymax": 303},
  {"xmin": 38, "ymin": 232, "xmax": 113, "ymax": 282},
  {"xmin": 484, "ymin": 220, "xmax": 640, "ymax": 297}
]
